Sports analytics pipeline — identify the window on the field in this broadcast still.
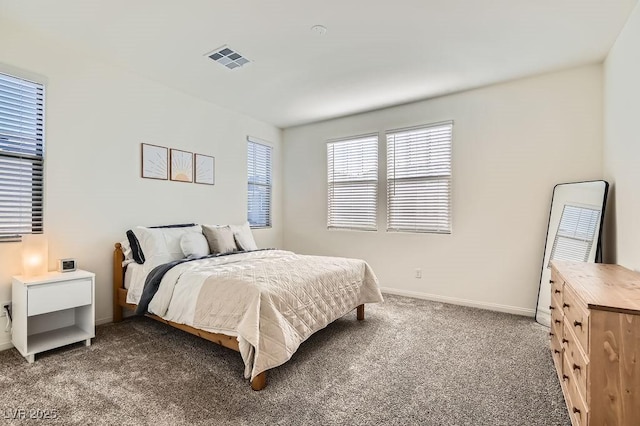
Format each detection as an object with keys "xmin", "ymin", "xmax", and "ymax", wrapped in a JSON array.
[
  {"xmin": 0, "ymin": 72, "xmax": 45, "ymax": 243},
  {"xmin": 247, "ymin": 137, "xmax": 272, "ymax": 228},
  {"xmin": 549, "ymin": 205, "xmax": 601, "ymax": 265},
  {"xmin": 327, "ymin": 134, "xmax": 378, "ymax": 231},
  {"xmin": 387, "ymin": 121, "xmax": 452, "ymax": 233}
]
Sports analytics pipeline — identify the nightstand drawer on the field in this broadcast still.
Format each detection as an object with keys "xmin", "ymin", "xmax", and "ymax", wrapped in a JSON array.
[{"xmin": 28, "ymin": 279, "xmax": 92, "ymax": 316}]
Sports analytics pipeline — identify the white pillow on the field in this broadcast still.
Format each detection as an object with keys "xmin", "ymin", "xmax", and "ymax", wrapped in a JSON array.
[
  {"xmin": 133, "ymin": 225, "xmax": 202, "ymax": 272},
  {"xmin": 119, "ymin": 239, "xmax": 135, "ymax": 267},
  {"xmin": 180, "ymin": 232, "xmax": 210, "ymax": 258},
  {"xmin": 230, "ymin": 222, "xmax": 258, "ymax": 251}
]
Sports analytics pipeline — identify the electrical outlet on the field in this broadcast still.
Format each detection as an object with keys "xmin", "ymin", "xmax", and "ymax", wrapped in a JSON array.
[
  {"xmin": 1, "ymin": 302, "xmax": 10, "ymax": 317},
  {"xmin": 415, "ymin": 268, "xmax": 422, "ymax": 279}
]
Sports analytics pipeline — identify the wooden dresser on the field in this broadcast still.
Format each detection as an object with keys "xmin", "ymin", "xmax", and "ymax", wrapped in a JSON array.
[{"xmin": 549, "ymin": 261, "xmax": 640, "ymax": 426}]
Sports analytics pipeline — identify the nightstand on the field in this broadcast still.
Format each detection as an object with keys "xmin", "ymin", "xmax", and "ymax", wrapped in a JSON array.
[{"xmin": 11, "ymin": 270, "xmax": 95, "ymax": 363}]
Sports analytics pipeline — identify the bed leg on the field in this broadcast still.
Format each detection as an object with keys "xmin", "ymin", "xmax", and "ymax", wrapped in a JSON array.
[
  {"xmin": 357, "ymin": 304, "xmax": 365, "ymax": 321},
  {"xmin": 251, "ymin": 371, "xmax": 267, "ymax": 391}
]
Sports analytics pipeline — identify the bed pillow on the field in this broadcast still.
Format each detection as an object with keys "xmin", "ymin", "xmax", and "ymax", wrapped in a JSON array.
[
  {"xmin": 231, "ymin": 222, "xmax": 258, "ymax": 251},
  {"xmin": 134, "ymin": 225, "xmax": 202, "ymax": 272},
  {"xmin": 119, "ymin": 238, "xmax": 136, "ymax": 267},
  {"xmin": 126, "ymin": 223, "xmax": 197, "ymax": 264},
  {"xmin": 202, "ymin": 225, "xmax": 237, "ymax": 254},
  {"xmin": 180, "ymin": 232, "xmax": 210, "ymax": 258}
]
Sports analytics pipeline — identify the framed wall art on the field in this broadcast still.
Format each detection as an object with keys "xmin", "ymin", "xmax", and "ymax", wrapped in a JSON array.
[
  {"xmin": 141, "ymin": 143, "xmax": 168, "ymax": 180},
  {"xmin": 170, "ymin": 149, "xmax": 193, "ymax": 183},
  {"xmin": 194, "ymin": 153, "xmax": 215, "ymax": 185}
]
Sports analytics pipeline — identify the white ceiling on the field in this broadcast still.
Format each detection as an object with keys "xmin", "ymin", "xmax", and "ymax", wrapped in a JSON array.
[{"xmin": 1, "ymin": 0, "xmax": 637, "ymax": 128}]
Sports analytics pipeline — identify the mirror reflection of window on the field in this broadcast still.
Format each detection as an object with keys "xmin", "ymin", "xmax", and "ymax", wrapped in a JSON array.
[{"xmin": 548, "ymin": 204, "xmax": 601, "ymax": 266}]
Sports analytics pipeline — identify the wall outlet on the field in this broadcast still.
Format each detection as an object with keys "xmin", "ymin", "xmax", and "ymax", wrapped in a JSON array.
[
  {"xmin": 0, "ymin": 302, "xmax": 10, "ymax": 317},
  {"xmin": 415, "ymin": 268, "xmax": 422, "ymax": 279}
]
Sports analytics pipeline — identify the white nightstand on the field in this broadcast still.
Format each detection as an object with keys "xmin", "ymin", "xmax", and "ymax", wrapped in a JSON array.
[{"xmin": 11, "ymin": 270, "xmax": 95, "ymax": 363}]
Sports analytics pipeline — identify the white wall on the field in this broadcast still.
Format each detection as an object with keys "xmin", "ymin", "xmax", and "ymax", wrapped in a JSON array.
[
  {"xmin": 603, "ymin": 3, "xmax": 640, "ymax": 269},
  {"xmin": 0, "ymin": 18, "xmax": 283, "ymax": 349},
  {"xmin": 283, "ymin": 66, "xmax": 603, "ymax": 315}
]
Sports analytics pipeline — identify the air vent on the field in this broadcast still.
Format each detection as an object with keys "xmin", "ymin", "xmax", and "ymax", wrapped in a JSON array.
[{"xmin": 207, "ymin": 45, "xmax": 250, "ymax": 70}]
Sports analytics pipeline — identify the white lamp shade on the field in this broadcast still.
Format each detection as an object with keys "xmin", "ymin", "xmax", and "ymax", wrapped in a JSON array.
[{"xmin": 22, "ymin": 234, "xmax": 48, "ymax": 277}]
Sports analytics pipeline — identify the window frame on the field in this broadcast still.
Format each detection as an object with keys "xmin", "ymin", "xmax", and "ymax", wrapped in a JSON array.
[
  {"xmin": 386, "ymin": 121, "xmax": 453, "ymax": 234},
  {"xmin": 0, "ymin": 70, "xmax": 46, "ymax": 243},
  {"xmin": 326, "ymin": 133, "xmax": 379, "ymax": 231},
  {"xmin": 247, "ymin": 136, "xmax": 272, "ymax": 229}
]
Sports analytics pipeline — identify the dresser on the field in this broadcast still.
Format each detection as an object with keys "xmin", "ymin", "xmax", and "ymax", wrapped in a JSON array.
[{"xmin": 549, "ymin": 261, "xmax": 640, "ymax": 426}]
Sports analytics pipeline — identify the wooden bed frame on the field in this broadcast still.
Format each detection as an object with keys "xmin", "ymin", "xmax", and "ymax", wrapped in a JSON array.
[{"xmin": 112, "ymin": 242, "xmax": 365, "ymax": 391}]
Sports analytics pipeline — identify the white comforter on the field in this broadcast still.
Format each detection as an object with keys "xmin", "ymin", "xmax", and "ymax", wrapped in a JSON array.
[{"xmin": 144, "ymin": 250, "xmax": 383, "ymax": 380}]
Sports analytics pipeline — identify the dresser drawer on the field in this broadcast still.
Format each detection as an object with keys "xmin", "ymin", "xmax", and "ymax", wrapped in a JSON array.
[
  {"xmin": 551, "ymin": 270, "xmax": 564, "ymax": 301},
  {"xmin": 551, "ymin": 302, "xmax": 564, "ymax": 341},
  {"xmin": 563, "ymin": 354, "xmax": 589, "ymax": 426},
  {"xmin": 28, "ymin": 279, "xmax": 92, "ymax": 316},
  {"xmin": 563, "ymin": 285, "xmax": 589, "ymax": 354},
  {"xmin": 562, "ymin": 320, "xmax": 589, "ymax": 403},
  {"xmin": 550, "ymin": 331, "xmax": 563, "ymax": 372}
]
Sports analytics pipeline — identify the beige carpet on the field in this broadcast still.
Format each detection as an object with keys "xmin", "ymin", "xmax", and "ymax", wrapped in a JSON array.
[{"xmin": 0, "ymin": 295, "xmax": 569, "ymax": 425}]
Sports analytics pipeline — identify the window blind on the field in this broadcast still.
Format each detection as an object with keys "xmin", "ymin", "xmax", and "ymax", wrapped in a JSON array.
[
  {"xmin": 387, "ymin": 121, "xmax": 452, "ymax": 233},
  {"xmin": 247, "ymin": 138, "xmax": 272, "ymax": 228},
  {"xmin": 549, "ymin": 205, "xmax": 601, "ymax": 265},
  {"xmin": 327, "ymin": 134, "xmax": 378, "ymax": 231},
  {"xmin": 0, "ymin": 72, "xmax": 45, "ymax": 243}
]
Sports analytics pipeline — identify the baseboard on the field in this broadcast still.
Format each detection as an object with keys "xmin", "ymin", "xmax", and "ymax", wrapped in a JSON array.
[
  {"xmin": 0, "ymin": 340, "xmax": 13, "ymax": 351},
  {"xmin": 380, "ymin": 287, "xmax": 535, "ymax": 317},
  {"xmin": 96, "ymin": 317, "xmax": 112, "ymax": 326}
]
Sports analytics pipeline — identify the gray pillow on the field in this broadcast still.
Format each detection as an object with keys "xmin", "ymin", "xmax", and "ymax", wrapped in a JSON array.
[
  {"xmin": 202, "ymin": 225, "xmax": 238, "ymax": 254},
  {"xmin": 231, "ymin": 222, "xmax": 258, "ymax": 251},
  {"xmin": 180, "ymin": 232, "xmax": 210, "ymax": 258}
]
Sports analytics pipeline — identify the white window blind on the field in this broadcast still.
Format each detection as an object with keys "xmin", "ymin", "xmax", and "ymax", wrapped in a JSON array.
[
  {"xmin": 387, "ymin": 121, "xmax": 452, "ymax": 233},
  {"xmin": 549, "ymin": 205, "xmax": 601, "ymax": 265},
  {"xmin": 327, "ymin": 134, "xmax": 378, "ymax": 231},
  {"xmin": 247, "ymin": 138, "xmax": 272, "ymax": 228},
  {"xmin": 0, "ymin": 72, "xmax": 45, "ymax": 243}
]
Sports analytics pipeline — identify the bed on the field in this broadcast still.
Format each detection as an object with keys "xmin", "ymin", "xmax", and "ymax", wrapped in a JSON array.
[{"xmin": 112, "ymin": 234, "xmax": 384, "ymax": 391}]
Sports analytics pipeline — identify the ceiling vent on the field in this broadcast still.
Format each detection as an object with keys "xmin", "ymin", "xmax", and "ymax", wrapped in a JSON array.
[{"xmin": 207, "ymin": 45, "xmax": 250, "ymax": 70}]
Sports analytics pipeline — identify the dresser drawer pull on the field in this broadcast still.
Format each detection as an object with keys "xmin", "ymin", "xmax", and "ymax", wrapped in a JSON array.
[
  {"xmin": 573, "ymin": 320, "xmax": 582, "ymax": 328},
  {"xmin": 554, "ymin": 320, "xmax": 561, "ymax": 325},
  {"xmin": 550, "ymin": 280, "xmax": 556, "ymax": 284},
  {"xmin": 549, "ymin": 332, "xmax": 554, "ymax": 337},
  {"xmin": 562, "ymin": 338, "xmax": 569, "ymax": 344},
  {"xmin": 549, "ymin": 305, "xmax": 555, "ymax": 310},
  {"xmin": 573, "ymin": 407, "xmax": 581, "ymax": 414},
  {"xmin": 554, "ymin": 290, "xmax": 561, "ymax": 294},
  {"xmin": 554, "ymin": 349, "xmax": 561, "ymax": 354},
  {"xmin": 562, "ymin": 374, "xmax": 569, "ymax": 381},
  {"xmin": 572, "ymin": 364, "xmax": 581, "ymax": 371},
  {"xmin": 563, "ymin": 303, "xmax": 570, "ymax": 308}
]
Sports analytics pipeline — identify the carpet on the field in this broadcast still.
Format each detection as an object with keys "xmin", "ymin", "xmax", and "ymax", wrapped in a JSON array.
[{"xmin": 0, "ymin": 294, "xmax": 570, "ymax": 425}]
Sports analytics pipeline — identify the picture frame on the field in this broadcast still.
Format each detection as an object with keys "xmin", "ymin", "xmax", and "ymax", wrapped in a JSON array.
[
  {"xmin": 170, "ymin": 149, "xmax": 194, "ymax": 183},
  {"xmin": 141, "ymin": 143, "xmax": 168, "ymax": 180},
  {"xmin": 194, "ymin": 153, "xmax": 215, "ymax": 185}
]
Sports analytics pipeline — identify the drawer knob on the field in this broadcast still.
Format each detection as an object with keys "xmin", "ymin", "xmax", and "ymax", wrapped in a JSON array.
[
  {"xmin": 549, "ymin": 305, "xmax": 555, "ymax": 310},
  {"xmin": 554, "ymin": 349, "xmax": 560, "ymax": 354},
  {"xmin": 573, "ymin": 407, "xmax": 581, "ymax": 414},
  {"xmin": 573, "ymin": 364, "xmax": 581, "ymax": 371},
  {"xmin": 573, "ymin": 320, "xmax": 582, "ymax": 328},
  {"xmin": 562, "ymin": 374, "xmax": 569, "ymax": 381},
  {"xmin": 562, "ymin": 338, "xmax": 569, "ymax": 344},
  {"xmin": 550, "ymin": 280, "xmax": 556, "ymax": 284},
  {"xmin": 554, "ymin": 290, "xmax": 561, "ymax": 294},
  {"xmin": 549, "ymin": 332, "xmax": 555, "ymax": 337},
  {"xmin": 563, "ymin": 303, "xmax": 570, "ymax": 308},
  {"xmin": 554, "ymin": 320, "xmax": 561, "ymax": 325}
]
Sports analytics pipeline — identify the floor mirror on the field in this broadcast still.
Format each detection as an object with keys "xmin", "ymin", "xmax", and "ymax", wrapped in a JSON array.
[{"xmin": 535, "ymin": 180, "xmax": 609, "ymax": 325}]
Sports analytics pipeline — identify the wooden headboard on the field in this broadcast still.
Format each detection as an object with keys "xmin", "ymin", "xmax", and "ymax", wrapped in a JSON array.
[{"xmin": 113, "ymin": 243, "xmax": 126, "ymax": 322}]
